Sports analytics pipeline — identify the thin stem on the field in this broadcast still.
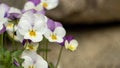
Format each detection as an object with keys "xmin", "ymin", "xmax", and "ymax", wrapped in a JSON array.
[
  {"xmin": 12, "ymin": 24, "xmax": 15, "ymax": 50},
  {"xmin": 45, "ymin": 39, "xmax": 48, "ymax": 62},
  {"xmin": 55, "ymin": 46, "xmax": 64, "ymax": 68},
  {"xmin": 0, "ymin": 34, "xmax": 3, "ymax": 48}
]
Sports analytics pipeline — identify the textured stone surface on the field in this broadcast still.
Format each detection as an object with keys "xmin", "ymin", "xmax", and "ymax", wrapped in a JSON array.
[
  {"xmin": 47, "ymin": 24, "xmax": 120, "ymax": 68},
  {"xmin": 2, "ymin": 0, "xmax": 120, "ymax": 23},
  {"xmin": 46, "ymin": 0, "xmax": 120, "ymax": 23}
]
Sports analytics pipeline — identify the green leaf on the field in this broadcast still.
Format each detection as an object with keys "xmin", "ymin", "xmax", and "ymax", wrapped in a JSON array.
[
  {"xmin": 49, "ymin": 62, "xmax": 55, "ymax": 68},
  {"xmin": 12, "ymin": 50, "xmax": 23, "ymax": 57}
]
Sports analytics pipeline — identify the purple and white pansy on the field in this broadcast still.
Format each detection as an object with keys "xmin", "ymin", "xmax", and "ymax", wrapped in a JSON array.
[
  {"xmin": 17, "ymin": 11, "xmax": 47, "ymax": 42},
  {"xmin": 27, "ymin": 0, "xmax": 59, "ymax": 10},
  {"xmin": 21, "ymin": 50, "xmax": 48, "ymax": 68},
  {"xmin": 44, "ymin": 19, "xmax": 66, "ymax": 43},
  {"xmin": 0, "ymin": 3, "xmax": 9, "ymax": 34},
  {"xmin": 0, "ymin": 0, "xmax": 79, "ymax": 68},
  {"xmin": 64, "ymin": 36, "xmax": 78, "ymax": 51}
]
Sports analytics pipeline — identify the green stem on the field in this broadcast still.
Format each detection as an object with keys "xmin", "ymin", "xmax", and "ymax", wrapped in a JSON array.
[
  {"xmin": 45, "ymin": 40, "xmax": 48, "ymax": 62},
  {"xmin": 12, "ymin": 24, "xmax": 15, "ymax": 50},
  {"xmin": 0, "ymin": 34, "xmax": 3, "ymax": 48},
  {"xmin": 55, "ymin": 46, "xmax": 64, "ymax": 68}
]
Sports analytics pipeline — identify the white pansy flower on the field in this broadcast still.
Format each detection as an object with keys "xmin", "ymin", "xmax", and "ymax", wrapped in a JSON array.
[
  {"xmin": 40, "ymin": 0, "xmax": 59, "ymax": 10},
  {"xmin": 44, "ymin": 19, "xmax": 66, "ymax": 43},
  {"xmin": 17, "ymin": 11, "xmax": 47, "ymax": 42},
  {"xmin": 21, "ymin": 50, "xmax": 48, "ymax": 68},
  {"xmin": 0, "ymin": 3, "xmax": 9, "ymax": 34},
  {"xmin": 64, "ymin": 36, "xmax": 78, "ymax": 51}
]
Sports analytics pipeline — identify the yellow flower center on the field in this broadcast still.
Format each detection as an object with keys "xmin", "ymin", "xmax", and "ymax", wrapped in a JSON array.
[
  {"xmin": 42, "ymin": 2, "xmax": 48, "ymax": 8},
  {"xmin": 27, "ymin": 45, "xmax": 34, "ymax": 50},
  {"xmin": 29, "ymin": 30, "xmax": 36, "ymax": 37},
  {"xmin": 29, "ymin": 65, "xmax": 34, "ymax": 68},
  {"xmin": 51, "ymin": 34, "xmax": 57, "ymax": 40},
  {"xmin": 68, "ymin": 45, "xmax": 76, "ymax": 51},
  {"xmin": 7, "ymin": 23, "xmax": 13, "ymax": 28}
]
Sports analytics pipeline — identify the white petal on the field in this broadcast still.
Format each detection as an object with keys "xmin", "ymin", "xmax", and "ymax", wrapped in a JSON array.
[
  {"xmin": 54, "ymin": 27, "xmax": 66, "ymax": 38},
  {"xmin": 21, "ymin": 56, "xmax": 33, "ymax": 68},
  {"xmin": 70, "ymin": 39, "xmax": 78, "ymax": 48},
  {"xmin": 24, "ymin": 32, "xmax": 43, "ymax": 42},
  {"xmin": 0, "ymin": 4, "xmax": 8, "ymax": 18},
  {"xmin": 44, "ymin": 28, "xmax": 52, "ymax": 40},
  {"xmin": 22, "ymin": 50, "xmax": 37, "ymax": 60},
  {"xmin": 0, "ymin": 24, "xmax": 3, "ymax": 31},
  {"xmin": 18, "ymin": 12, "xmax": 33, "ymax": 35},
  {"xmin": 24, "ymin": 1, "xmax": 35, "ymax": 11},
  {"xmin": 35, "ymin": 3, "xmax": 43, "ymax": 11},
  {"xmin": 35, "ymin": 54, "xmax": 48, "ymax": 68},
  {"xmin": 8, "ymin": 7, "xmax": 21, "ymax": 14},
  {"xmin": 16, "ymin": 30, "xmax": 24, "ymax": 42},
  {"xmin": 41, "ymin": 0, "xmax": 59, "ymax": 10},
  {"xmin": 55, "ymin": 37, "xmax": 63, "ymax": 43},
  {"xmin": 33, "ymin": 13, "xmax": 47, "ymax": 34},
  {"xmin": 65, "ymin": 40, "xmax": 69, "ymax": 49}
]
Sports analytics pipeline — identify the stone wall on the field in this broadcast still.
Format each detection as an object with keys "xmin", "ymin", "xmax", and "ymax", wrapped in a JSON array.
[{"xmin": 1, "ymin": 0, "xmax": 120, "ymax": 23}]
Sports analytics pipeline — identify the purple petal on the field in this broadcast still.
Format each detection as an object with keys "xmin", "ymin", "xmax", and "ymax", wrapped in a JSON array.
[
  {"xmin": 39, "ymin": 9, "xmax": 46, "ymax": 15},
  {"xmin": 1, "ymin": 3, "xmax": 9, "ymax": 12},
  {"xmin": 22, "ymin": 39, "xmax": 32, "ymax": 45},
  {"xmin": 28, "ymin": 0, "xmax": 41, "ymax": 6},
  {"xmin": 47, "ymin": 19, "xmax": 55, "ymax": 31},
  {"xmin": 65, "ymin": 35, "xmax": 74, "ymax": 43},
  {"xmin": 54, "ymin": 22, "xmax": 63, "ymax": 28},
  {"xmin": 7, "ymin": 13, "xmax": 21, "ymax": 20},
  {"xmin": 59, "ymin": 38, "xmax": 65, "ymax": 46},
  {"xmin": 13, "ymin": 59, "xmax": 20, "ymax": 67},
  {"xmin": 59, "ymin": 35, "xmax": 74, "ymax": 46},
  {"xmin": 0, "ymin": 3, "xmax": 10, "ymax": 17},
  {"xmin": 22, "ymin": 9, "xmax": 37, "ymax": 14},
  {"xmin": 0, "ymin": 25, "xmax": 6, "ymax": 34}
]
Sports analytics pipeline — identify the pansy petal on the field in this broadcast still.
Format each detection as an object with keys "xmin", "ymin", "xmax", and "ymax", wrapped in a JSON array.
[
  {"xmin": 54, "ymin": 27, "xmax": 66, "ymax": 38},
  {"xmin": 55, "ymin": 36, "xmax": 63, "ymax": 43},
  {"xmin": 41, "ymin": 0, "xmax": 59, "ymax": 10},
  {"xmin": 7, "ymin": 7, "xmax": 21, "ymax": 19},
  {"xmin": 55, "ymin": 22, "xmax": 62, "ymax": 28},
  {"xmin": 8, "ymin": 7, "xmax": 21, "ymax": 14},
  {"xmin": 24, "ymin": 1, "xmax": 35, "ymax": 11},
  {"xmin": 21, "ymin": 50, "xmax": 37, "ymax": 60},
  {"xmin": 21, "ymin": 56, "xmax": 33, "ymax": 68},
  {"xmin": 18, "ymin": 11, "xmax": 33, "ymax": 35},
  {"xmin": 0, "ymin": 25, "xmax": 6, "ymax": 34},
  {"xmin": 70, "ymin": 39, "xmax": 78, "ymax": 47},
  {"xmin": 29, "ymin": 0, "xmax": 41, "ymax": 6},
  {"xmin": 33, "ymin": 13, "xmax": 47, "ymax": 34},
  {"xmin": 35, "ymin": 3, "xmax": 43, "ymax": 11},
  {"xmin": 47, "ymin": 19, "xmax": 55, "ymax": 31},
  {"xmin": 35, "ymin": 54, "xmax": 48, "ymax": 68},
  {"xmin": 65, "ymin": 40, "xmax": 69, "ymax": 49},
  {"xmin": 0, "ymin": 3, "xmax": 9, "ymax": 18},
  {"xmin": 16, "ymin": 30, "xmax": 24, "ymax": 42},
  {"xmin": 24, "ymin": 32, "xmax": 43, "ymax": 42},
  {"xmin": 44, "ymin": 28, "xmax": 52, "ymax": 40}
]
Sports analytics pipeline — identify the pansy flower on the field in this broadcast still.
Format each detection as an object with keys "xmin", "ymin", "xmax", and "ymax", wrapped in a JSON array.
[
  {"xmin": 64, "ymin": 36, "xmax": 78, "ymax": 51},
  {"xmin": 44, "ymin": 19, "xmax": 66, "ymax": 43},
  {"xmin": 21, "ymin": 50, "xmax": 48, "ymax": 68},
  {"xmin": 23, "ymin": 1, "xmax": 44, "ymax": 13},
  {"xmin": 40, "ymin": 0, "xmax": 59, "ymax": 10},
  {"xmin": 17, "ymin": 11, "xmax": 47, "ymax": 42},
  {"xmin": 7, "ymin": 7, "xmax": 22, "ymax": 20},
  {"xmin": 28, "ymin": 0, "xmax": 59, "ymax": 10},
  {"xmin": 0, "ymin": 3, "xmax": 9, "ymax": 34},
  {"xmin": 22, "ymin": 39, "xmax": 39, "ymax": 51}
]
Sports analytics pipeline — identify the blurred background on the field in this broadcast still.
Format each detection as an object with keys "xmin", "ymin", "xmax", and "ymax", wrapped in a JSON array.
[{"xmin": 1, "ymin": 0, "xmax": 120, "ymax": 68}]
